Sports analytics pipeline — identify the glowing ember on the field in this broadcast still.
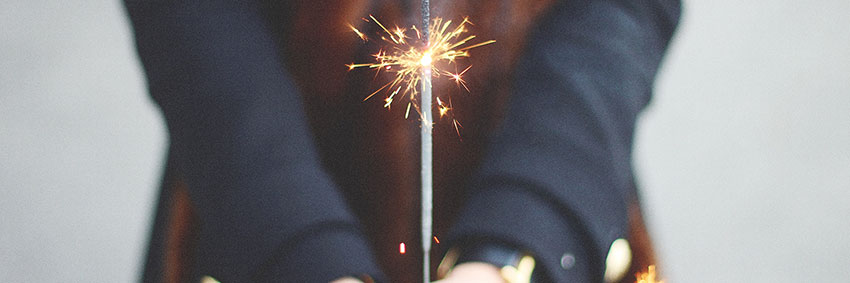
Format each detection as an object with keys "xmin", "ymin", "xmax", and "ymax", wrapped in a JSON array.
[
  {"xmin": 436, "ymin": 97, "xmax": 449, "ymax": 118},
  {"xmin": 420, "ymin": 51, "xmax": 433, "ymax": 66},
  {"xmin": 348, "ymin": 24, "xmax": 368, "ymax": 42},
  {"xmin": 399, "ymin": 242, "xmax": 406, "ymax": 254},
  {"xmin": 433, "ymin": 236, "xmax": 440, "ymax": 244},
  {"xmin": 449, "ymin": 65, "xmax": 472, "ymax": 92},
  {"xmin": 347, "ymin": 15, "xmax": 494, "ymax": 133}
]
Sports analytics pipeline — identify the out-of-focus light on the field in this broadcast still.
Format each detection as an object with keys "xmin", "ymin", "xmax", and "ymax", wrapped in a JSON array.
[{"xmin": 635, "ymin": 265, "xmax": 663, "ymax": 283}]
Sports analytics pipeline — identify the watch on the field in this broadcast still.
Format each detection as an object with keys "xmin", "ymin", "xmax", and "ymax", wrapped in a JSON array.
[{"xmin": 437, "ymin": 241, "xmax": 550, "ymax": 283}]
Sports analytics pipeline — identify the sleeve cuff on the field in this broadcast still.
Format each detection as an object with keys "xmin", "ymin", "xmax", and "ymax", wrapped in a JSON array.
[{"xmin": 446, "ymin": 186, "xmax": 599, "ymax": 282}]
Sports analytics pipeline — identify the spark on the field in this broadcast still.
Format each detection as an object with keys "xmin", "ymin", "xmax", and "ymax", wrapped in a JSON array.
[
  {"xmin": 348, "ymin": 16, "xmax": 494, "ymax": 133},
  {"xmin": 452, "ymin": 119, "xmax": 463, "ymax": 138},
  {"xmin": 349, "ymin": 24, "xmax": 368, "ymax": 42},
  {"xmin": 399, "ymin": 242, "xmax": 406, "ymax": 254},
  {"xmin": 433, "ymin": 236, "xmax": 440, "ymax": 244},
  {"xmin": 449, "ymin": 65, "xmax": 472, "ymax": 92},
  {"xmin": 435, "ymin": 97, "xmax": 462, "ymax": 138},
  {"xmin": 437, "ymin": 97, "xmax": 449, "ymax": 118}
]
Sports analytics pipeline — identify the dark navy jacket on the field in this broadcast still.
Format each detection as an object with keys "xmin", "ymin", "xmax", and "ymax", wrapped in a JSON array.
[{"xmin": 125, "ymin": 0, "xmax": 679, "ymax": 282}]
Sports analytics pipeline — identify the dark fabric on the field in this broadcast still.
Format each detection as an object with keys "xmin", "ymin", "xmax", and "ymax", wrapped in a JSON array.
[
  {"xmin": 125, "ymin": 0, "xmax": 679, "ymax": 282},
  {"xmin": 447, "ymin": 0, "xmax": 680, "ymax": 281},
  {"xmin": 124, "ymin": 1, "xmax": 383, "ymax": 282}
]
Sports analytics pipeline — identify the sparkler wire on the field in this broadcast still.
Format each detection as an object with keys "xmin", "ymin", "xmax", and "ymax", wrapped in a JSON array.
[
  {"xmin": 347, "ymin": 5, "xmax": 494, "ymax": 281},
  {"xmin": 419, "ymin": 1, "xmax": 433, "ymax": 282}
]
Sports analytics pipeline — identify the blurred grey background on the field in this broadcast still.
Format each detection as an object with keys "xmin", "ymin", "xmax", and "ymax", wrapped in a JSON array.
[{"xmin": 1, "ymin": 0, "xmax": 848, "ymax": 282}]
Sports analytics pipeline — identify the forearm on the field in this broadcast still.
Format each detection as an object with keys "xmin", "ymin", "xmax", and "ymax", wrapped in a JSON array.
[
  {"xmin": 447, "ymin": 0, "xmax": 680, "ymax": 281},
  {"xmin": 125, "ymin": 1, "xmax": 381, "ymax": 281}
]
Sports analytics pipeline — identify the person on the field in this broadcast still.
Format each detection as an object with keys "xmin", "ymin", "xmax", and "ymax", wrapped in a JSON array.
[{"xmin": 124, "ymin": 0, "xmax": 679, "ymax": 282}]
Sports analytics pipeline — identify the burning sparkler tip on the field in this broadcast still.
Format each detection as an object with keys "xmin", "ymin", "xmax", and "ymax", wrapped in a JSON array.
[
  {"xmin": 420, "ymin": 51, "xmax": 433, "ymax": 66},
  {"xmin": 347, "ymin": 15, "xmax": 494, "ymax": 129}
]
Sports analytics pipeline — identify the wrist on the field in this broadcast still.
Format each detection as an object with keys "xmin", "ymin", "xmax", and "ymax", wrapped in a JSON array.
[{"xmin": 438, "ymin": 241, "xmax": 550, "ymax": 283}]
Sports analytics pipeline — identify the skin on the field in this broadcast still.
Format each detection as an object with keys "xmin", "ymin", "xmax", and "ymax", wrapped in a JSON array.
[
  {"xmin": 331, "ymin": 262, "xmax": 504, "ymax": 283},
  {"xmin": 432, "ymin": 262, "xmax": 505, "ymax": 283}
]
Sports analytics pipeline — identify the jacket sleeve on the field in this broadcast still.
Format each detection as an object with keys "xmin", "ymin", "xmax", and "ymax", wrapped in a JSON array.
[
  {"xmin": 446, "ymin": 0, "xmax": 680, "ymax": 281},
  {"xmin": 123, "ymin": 1, "xmax": 383, "ymax": 282}
]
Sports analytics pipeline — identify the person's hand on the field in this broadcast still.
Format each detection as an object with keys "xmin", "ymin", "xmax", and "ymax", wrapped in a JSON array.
[
  {"xmin": 433, "ymin": 262, "xmax": 505, "ymax": 283},
  {"xmin": 330, "ymin": 277, "xmax": 363, "ymax": 283},
  {"xmin": 328, "ymin": 262, "xmax": 505, "ymax": 283}
]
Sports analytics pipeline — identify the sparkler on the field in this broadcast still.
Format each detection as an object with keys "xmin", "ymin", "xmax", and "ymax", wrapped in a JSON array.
[
  {"xmin": 345, "ymin": 16, "xmax": 495, "ymax": 130},
  {"xmin": 420, "ymin": 2, "xmax": 432, "ymax": 282},
  {"xmin": 347, "ymin": 3, "xmax": 494, "ymax": 282}
]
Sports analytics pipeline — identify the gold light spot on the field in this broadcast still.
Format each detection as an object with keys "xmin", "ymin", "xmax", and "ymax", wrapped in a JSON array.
[{"xmin": 635, "ymin": 265, "xmax": 663, "ymax": 283}]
